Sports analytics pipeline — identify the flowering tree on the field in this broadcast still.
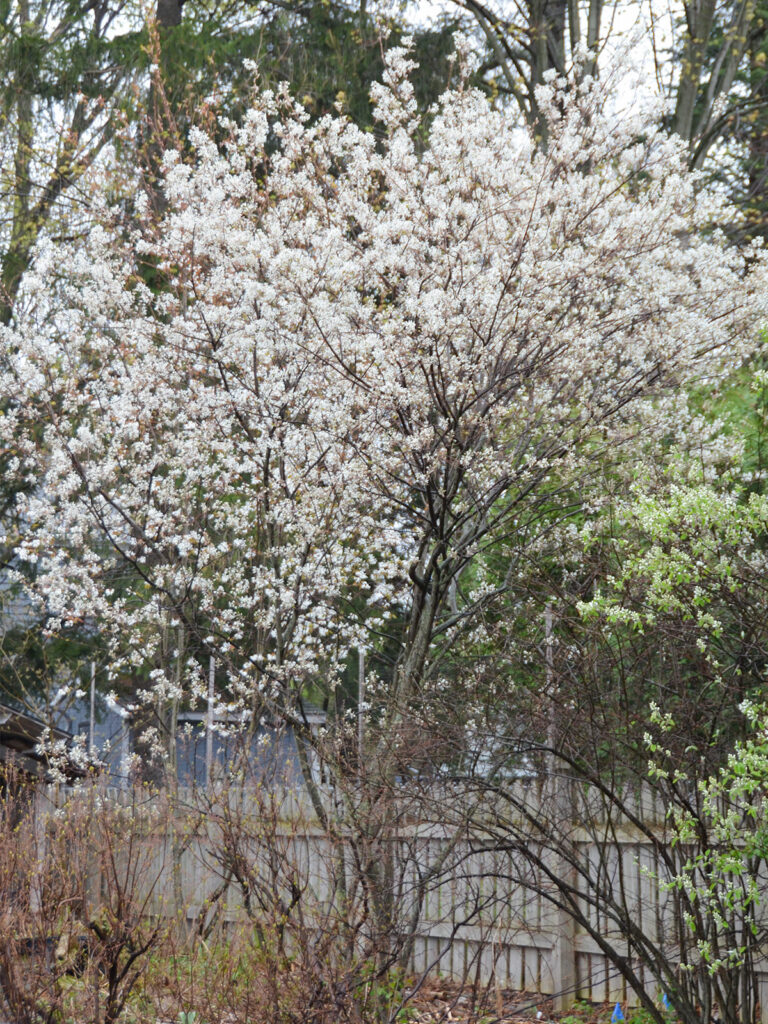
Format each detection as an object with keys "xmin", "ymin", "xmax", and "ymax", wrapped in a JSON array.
[{"xmin": 2, "ymin": 44, "xmax": 766, "ymax": 777}]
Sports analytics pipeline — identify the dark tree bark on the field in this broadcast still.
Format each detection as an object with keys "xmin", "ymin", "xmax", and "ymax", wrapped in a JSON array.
[{"xmin": 156, "ymin": 0, "xmax": 185, "ymax": 27}]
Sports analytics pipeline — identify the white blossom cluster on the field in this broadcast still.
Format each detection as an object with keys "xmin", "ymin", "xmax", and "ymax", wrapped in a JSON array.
[{"xmin": 2, "ymin": 47, "xmax": 767, "ymax": 715}]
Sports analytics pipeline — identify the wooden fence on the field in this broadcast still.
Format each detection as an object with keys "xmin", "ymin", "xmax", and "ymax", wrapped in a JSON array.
[{"xmin": 35, "ymin": 780, "xmax": 768, "ymax": 1019}]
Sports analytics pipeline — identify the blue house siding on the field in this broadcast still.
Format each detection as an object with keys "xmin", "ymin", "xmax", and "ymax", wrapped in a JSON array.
[
  {"xmin": 53, "ymin": 691, "xmax": 131, "ymax": 783},
  {"xmin": 55, "ymin": 697, "xmax": 325, "ymax": 791},
  {"xmin": 175, "ymin": 719, "xmax": 310, "ymax": 788}
]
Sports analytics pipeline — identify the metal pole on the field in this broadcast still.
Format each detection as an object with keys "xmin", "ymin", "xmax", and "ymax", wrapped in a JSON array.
[
  {"xmin": 358, "ymin": 648, "xmax": 365, "ymax": 776},
  {"xmin": 89, "ymin": 661, "xmax": 96, "ymax": 754},
  {"xmin": 206, "ymin": 655, "xmax": 215, "ymax": 786}
]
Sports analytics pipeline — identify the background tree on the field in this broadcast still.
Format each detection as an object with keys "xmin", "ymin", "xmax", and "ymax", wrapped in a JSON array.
[
  {"xmin": 0, "ymin": 0, "xmax": 147, "ymax": 327},
  {"xmin": 448, "ymin": 0, "xmax": 768, "ymax": 236},
  {"xmin": 1, "ymin": 0, "xmax": 459, "ymax": 325}
]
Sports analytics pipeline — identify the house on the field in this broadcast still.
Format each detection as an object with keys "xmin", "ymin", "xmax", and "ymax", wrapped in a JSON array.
[
  {"xmin": 52, "ymin": 690, "xmax": 326, "ymax": 791},
  {"xmin": 0, "ymin": 698, "xmax": 77, "ymax": 780},
  {"xmin": 174, "ymin": 702, "xmax": 327, "ymax": 789},
  {"xmin": 0, "ymin": 564, "xmax": 326, "ymax": 792},
  {"xmin": 52, "ymin": 688, "xmax": 131, "ymax": 784},
  {"xmin": 0, "ymin": 570, "xmax": 39, "ymax": 637}
]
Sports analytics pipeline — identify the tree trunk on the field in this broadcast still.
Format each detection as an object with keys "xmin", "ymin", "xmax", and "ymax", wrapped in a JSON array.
[
  {"xmin": 1, "ymin": 0, "xmax": 32, "ymax": 327},
  {"xmin": 156, "ymin": 0, "xmax": 184, "ymax": 27}
]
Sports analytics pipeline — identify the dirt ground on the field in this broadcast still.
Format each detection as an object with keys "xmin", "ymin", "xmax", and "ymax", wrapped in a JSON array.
[{"xmin": 408, "ymin": 979, "xmax": 617, "ymax": 1023}]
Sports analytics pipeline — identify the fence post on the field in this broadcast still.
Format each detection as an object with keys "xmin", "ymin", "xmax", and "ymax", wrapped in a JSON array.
[
  {"xmin": 545, "ymin": 604, "xmax": 577, "ymax": 1012},
  {"xmin": 550, "ymin": 778, "xmax": 577, "ymax": 1013}
]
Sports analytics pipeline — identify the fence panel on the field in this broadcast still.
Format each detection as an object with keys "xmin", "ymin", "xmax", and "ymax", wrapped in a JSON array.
[{"xmin": 35, "ymin": 782, "xmax": 768, "ymax": 1021}]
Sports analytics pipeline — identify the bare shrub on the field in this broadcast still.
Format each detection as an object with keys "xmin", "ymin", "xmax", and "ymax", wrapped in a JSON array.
[
  {"xmin": 0, "ymin": 769, "xmax": 169, "ymax": 1024},
  {"xmin": 157, "ymin": 748, "xmax": 476, "ymax": 1024},
  {"xmin": 0, "ymin": 765, "xmax": 72, "ymax": 1024}
]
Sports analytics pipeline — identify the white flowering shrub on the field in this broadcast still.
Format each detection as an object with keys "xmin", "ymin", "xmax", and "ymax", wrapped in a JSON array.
[{"xmin": 1, "ymin": 45, "xmax": 766, "ymax": 744}]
